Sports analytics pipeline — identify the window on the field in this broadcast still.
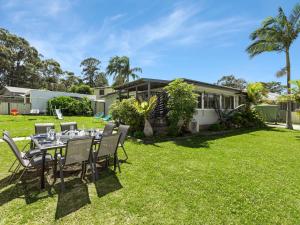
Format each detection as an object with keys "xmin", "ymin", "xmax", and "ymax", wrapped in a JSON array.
[
  {"xmin": 204, "ymin": 93, "xmax": 219, "ymax": 109},
  {"xmin": 99, "ymin": 89, "xmax": 105, "ymax": 96},
  {"xmin": 197, "ymin": 93, "xmax": 202, "ymax": 109},
  {"xmin": 222, "ymin": 96, "xmax": 234, "ymax": 109}
]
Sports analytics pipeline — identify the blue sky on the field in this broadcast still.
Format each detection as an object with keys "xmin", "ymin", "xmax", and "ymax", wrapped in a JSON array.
[{"xmin": 1, "ymin": 0, "xmax": 300, "ymax": 85}]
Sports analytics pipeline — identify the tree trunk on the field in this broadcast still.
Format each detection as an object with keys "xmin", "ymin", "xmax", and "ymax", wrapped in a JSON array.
[{"xmin": 285, "ymin": 49, "xmax": 293, "ymax": 130}]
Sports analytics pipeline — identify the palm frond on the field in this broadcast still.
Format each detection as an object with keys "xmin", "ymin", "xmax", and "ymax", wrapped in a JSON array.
[
  {"xmin": 276, "ymin": 67, "xmax": 287, "ymax": 77},
  {"xmin": 290, "ymin": 3, "xmax": 300, "ymax": 27},
  {"xmin": 246, "ymin": 40, "xmax": 283, "ymax": 57}
]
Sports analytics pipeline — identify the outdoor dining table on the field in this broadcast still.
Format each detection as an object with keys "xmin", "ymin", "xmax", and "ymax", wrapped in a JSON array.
[{"xmin": 30, "ymin": 130, "xmax": 103, "ymax": 189}]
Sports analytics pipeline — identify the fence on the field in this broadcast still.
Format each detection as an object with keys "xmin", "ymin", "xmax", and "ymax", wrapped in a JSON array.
[{"xmin": 0, "ymin": 102, "xmax": 31, "ymax": 115}]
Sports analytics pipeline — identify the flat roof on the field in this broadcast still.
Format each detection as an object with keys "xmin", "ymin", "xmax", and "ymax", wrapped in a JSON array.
[{"xmin": 114, "ymin": 77, "xmax": 243, "ymax": 93}]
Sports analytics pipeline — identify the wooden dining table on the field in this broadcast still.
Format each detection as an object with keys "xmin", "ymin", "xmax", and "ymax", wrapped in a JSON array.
[{"xmin": 31, "ymin": 130, "xmax": 102, "ymax": 189}]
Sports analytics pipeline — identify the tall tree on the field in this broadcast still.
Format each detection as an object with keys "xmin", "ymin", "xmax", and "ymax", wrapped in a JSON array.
[
  {"xmin": 106, "ymin": 56, "xmax": 142, "ymax": 87},
  {"xmin": 60, "ymin": 71, "xmax": 80, "ymax": 90},
  {"xmin": 0, "ymin": 28, "xmax": 42, "ymax": 88},
  {"xmin": 94, "ymin": 72, "xmax": 108, "ymax": 87},
  {"xmin": 80, "ymin": 57, "xmax": 101, "ymax": 87},
  {"xmin": 246, "ymin": 4, "xmax": 300, "ymax": 129},
  {"xmin": 216, "ymin": 75, "xmax": 247, "ymax": 89},
  {"xmin": 262, "ymin": 81, "xmax": 284, "ymax": 94},
  {"xmin": 40, "ymin": 59, "xmax": 63, "ymax": 91}
]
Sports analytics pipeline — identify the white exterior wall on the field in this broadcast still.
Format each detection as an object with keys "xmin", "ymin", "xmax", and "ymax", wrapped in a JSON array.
[
  {"xmin": 190, "ymin": 86, "xmax": 241, "ymax": 131},
  {"xmin": 29, "ymin": 90, "xmax": 96, "ymax": 113}
]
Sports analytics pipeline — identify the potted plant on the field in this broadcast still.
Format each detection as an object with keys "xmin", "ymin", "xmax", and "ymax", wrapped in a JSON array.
[{"xmin": 134, "ymin": 96, "xmax": 157, "ymax": 137}]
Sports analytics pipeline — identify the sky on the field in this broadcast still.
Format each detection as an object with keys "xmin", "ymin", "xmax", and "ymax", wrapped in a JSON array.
[{"xmin": 1, "ymin": 0, "xmax": 300, "ymax": 85}]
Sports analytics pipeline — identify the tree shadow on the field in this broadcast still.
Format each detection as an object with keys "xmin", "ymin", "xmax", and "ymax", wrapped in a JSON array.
[
  {"xmin": 142, "ymin": 127, "xmax": 286, "ymax": 149},
  {"xmin": 54, "ymin": 178, "xmax": 91, "ymax": 220},
  {"xmin": 94, "ymin": 169, "xmax": 123, "ymax": 198}
]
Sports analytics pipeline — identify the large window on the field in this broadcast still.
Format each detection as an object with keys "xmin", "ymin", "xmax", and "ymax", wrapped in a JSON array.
[
  {"xmin": 204, "ymin": 93, "xmax": 219, "ymax": 109},
  {"xmin": 222, "ymin": 95, "xmax": 234, "ymax": 109}
]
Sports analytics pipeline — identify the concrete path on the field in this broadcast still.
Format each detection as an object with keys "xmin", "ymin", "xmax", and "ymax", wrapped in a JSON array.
[
  {"xmin": 267, "ymin": 123, "xmax": 300, "ymax": 131},
  {"xmin": 0, "ymin": 137, "xmax": 31, "ymax": 143}
]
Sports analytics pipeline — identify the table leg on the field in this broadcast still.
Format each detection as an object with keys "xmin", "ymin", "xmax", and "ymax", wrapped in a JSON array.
[{"xmin": 40, "ymin": 151, "xmax": 46, "ymax": 189}]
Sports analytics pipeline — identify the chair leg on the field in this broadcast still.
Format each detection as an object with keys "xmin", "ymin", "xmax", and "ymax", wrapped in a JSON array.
[
  {"xmin": 8, "ymin": 163, "xmax": 21, "ymax": 184},
  {"xmin": 116, "ymin": 155, "xmax": 121, "ymax": 173},
  {"xmin": 15, "ymin": 166, "xmax": 29, "ymax": 184},
  {"xmin": 121, "ymin": 145, "xmax": 128, "ymax": 161},
  {"xmin": 8, "ymin": 159, "xmax": 17, "ymax": 172},
  {"xmin": 59, "ymin": 162, "xmax": 65, "ymax": 192},
  {"xmin": 89, "ymin": 157, "xmax": 96, "ymax": 182}
]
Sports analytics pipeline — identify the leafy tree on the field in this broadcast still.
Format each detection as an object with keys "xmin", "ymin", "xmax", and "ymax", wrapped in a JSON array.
[
  {"xmin": 94, "ymin": 72, "xmax": 108, "ymax": 87},
  {"xmin": 80, "ymin": 57, "xmax": 102, "ymax": 87},
  {"xmin": 246, "ymin": 82, "xmax": 268, "ymax": 105},
  {"xmin": 60, "ymin": 71, "xmax": 80, "ymax": 90},
  {"xmin": 40, "ymin": 59, "xmax": 63, "ymax": 90},
  {"xmin": 216, "ymin": 75, "xmax": 247, "ymax": 89},
  {"xmin": 246, "ymin": 4, "xmax": 300, "ymax": 129},
  {"xmin": 69, "ymin": 84, "xmax": 93, "ymax": 95},
  {"xmin": 262, "ymin": 81, "xmax": 284, "ymax": 94},
  {"xmin": 164, "ymin": 79, "xmax": 198, "ymax": 136},
  {"xmin": 0, "ymin": 28, "xmax": 42, "ymax": 88},
  {"xmin": 106, "ymin": 56, "xmax": 141, "ymax": 87}
]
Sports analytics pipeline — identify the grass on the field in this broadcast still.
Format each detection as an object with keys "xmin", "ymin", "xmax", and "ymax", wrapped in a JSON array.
[
  {"xmin": 1, "ymin": 127, "xmax": 300, "ymax": 224},
  {"xmin": 0, "ymin": 115, "xmax": 105, "ymax": 137}
]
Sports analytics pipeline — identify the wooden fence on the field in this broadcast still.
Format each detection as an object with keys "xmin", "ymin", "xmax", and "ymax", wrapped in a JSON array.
[{"xmin": 0, "ymin": 102, "xmax": 31, "ymax": 114}]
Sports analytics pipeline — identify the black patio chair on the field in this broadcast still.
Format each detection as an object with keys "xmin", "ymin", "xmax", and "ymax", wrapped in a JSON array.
[
  {"xmin": 35, "ymin": 123, "xmax": 55, "ymax": 134},
  {"xmin": 117, "ymin": 125, "xmax": 130, "ymax": 161},
  {"xmin": 3, "ymin": 132, "xmax": 53, "ymax": 184},
  {"xmin": 54, "ymin": 136, "xmax": 94, "ymax": 192},
  {"xmin": 3, "ymin": 131, "xmax": 41, "ymax": 172},
  {"xmin": 93, "ymin": 133, "xmax": 121, "ymax": 180},
  {"xmin": 102, "ymin": 122, "xmax": 115, "ymax": 136},
  {"xmin": 60, "ymin": 122, "xmax": 78, "ymax": 132}
]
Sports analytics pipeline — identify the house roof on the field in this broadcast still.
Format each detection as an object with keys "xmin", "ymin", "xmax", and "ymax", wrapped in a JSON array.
[
  {"xmin": 114, "ymin": 77, "xmax": 243, "ymax": 93},
  {"xmin": 3, "ymin": 86, "xmax": 33, "ymax": 95}
]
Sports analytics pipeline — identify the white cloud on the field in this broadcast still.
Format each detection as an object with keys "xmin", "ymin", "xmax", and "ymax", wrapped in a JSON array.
[{"xmin": 102, "ymin": 4, "xmax": 255, "ymax": 67}]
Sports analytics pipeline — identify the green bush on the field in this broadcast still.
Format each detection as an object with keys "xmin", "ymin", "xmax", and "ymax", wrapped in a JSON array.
[
  {"xmin": 133, "ymin": 130, "xmax": 145, "ymax": 139},
  {"xmin": 47, "ymin": 96, "xmax": 93, "ymax": 116},
  {"xmin": 69, "ymin": 84, "xmax": 93, "ymax": 94},
  {"xmin": 164, "ymin": 79, "xmax": 198, "ymax": 136},
  {"xmin": 109, "ymin": 97, "xmax": 143, "ymax": 131},
  {"xmin": 229, "ymin": 108, "xmax": 265, "ymax": 129},
  {"xmin": 209, "ymin": 123, "xmax": 227, "ymax": 131}
]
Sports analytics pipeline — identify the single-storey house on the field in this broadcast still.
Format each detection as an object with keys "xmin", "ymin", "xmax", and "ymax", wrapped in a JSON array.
[
  {"xmin": 0, "ymin": 86, "xmax": 96, "ymax": 114},
  {"xmin": 100, "ymin": 78, "xmax": 245, "ymax": 131}
]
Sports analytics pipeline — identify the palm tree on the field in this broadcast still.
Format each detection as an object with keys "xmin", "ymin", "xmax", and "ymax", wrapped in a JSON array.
[
  {"xmin": 106, "ymin": 56, "xmax": 142, "ymax": 86},
  {"xmin": 246, "ymin": 4, "xmax": 300, "ymax": 129}
]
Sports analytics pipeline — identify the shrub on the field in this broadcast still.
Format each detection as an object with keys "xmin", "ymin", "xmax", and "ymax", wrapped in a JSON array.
[
  {"xmin": 47, "ymin": 96, "xmax": 93, "ymax": 116},
  {"xmin": 228, "ymin": 108, "xmax": 265, "ymax": 129},
  {"xmin": 164, "ymin": 79, "xmax": 198, "ymax": 136},
  {"xmin": 109, "ymin": 97, "xmax": 143, "ymax": 131},
  {"xmin": 133, "ymin": 130, "xmax": 145, "ymax": 139},
  {"xmin": 69, "ymin": 84, "xmax": 93, "ymax": 94},
  {"xmin": 208, "ymin": 123, "xmax": 227, "ymax": 131}
]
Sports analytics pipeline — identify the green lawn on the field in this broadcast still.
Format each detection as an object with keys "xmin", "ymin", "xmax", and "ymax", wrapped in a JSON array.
[
  {"xmin": 0, "ymin": 115, "xmax": 105, "ymax": 137},
  {"xmin": 1, "ymin": 128, "xmax": 300, "ymax": 224}
]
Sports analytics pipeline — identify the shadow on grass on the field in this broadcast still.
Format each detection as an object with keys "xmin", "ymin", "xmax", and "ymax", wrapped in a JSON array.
[
  {"xmin": 54, "ymin": 178, "xmax": 91, "ymax": 220},
  {"xmin": 94, "ymin": 169, "xmax": 122, "ymax": 198},
  {"xmin": 140, "ymin": 127, "xmax": 287, "ymax": 149},
  {"xmin": 0, "ymin": 173, "xmax": 53, "ymax": 206}
]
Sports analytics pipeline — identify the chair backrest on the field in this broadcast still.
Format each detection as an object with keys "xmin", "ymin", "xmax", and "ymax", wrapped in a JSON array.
[
  {"xmin": 60, "ymin": 122, "xmax": 78, "ymax": 132},
  {"xmin": 102, "ymin": 122, "xmax": 115, "ymax": 136},
  {"xmin": 97, "ymin": 133, "xmax": 121, "ymax": 158},
  {"xmin": 2, "ymin": 131, "xmax": 26, "ymax": 167},
  {"xmin": 117, "ymin": 125, "xmax": 130, "ymax": 145},
  {"xmin": 64, "ymin": 137, "xmax": 93, "ymax": 165},
  {"xmin": 35, "ymin": 123, "xmax": 55, "ymax": 134}
]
